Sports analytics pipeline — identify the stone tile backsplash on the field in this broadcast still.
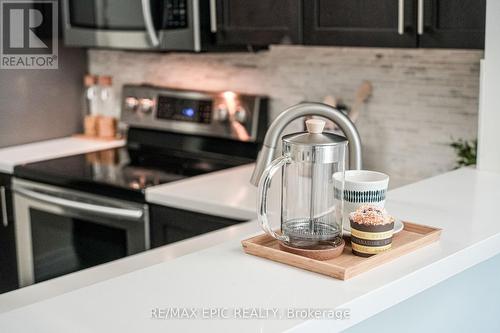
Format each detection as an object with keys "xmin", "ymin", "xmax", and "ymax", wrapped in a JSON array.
[{"xmin": 88, "ymin": 46, "xmax": 482, "ymax": 187}]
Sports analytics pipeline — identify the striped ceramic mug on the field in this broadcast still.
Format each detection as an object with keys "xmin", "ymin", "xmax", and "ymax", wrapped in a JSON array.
[{"xmin": 333, "ymin": 170, "xmax": 390, "ymax": 232}]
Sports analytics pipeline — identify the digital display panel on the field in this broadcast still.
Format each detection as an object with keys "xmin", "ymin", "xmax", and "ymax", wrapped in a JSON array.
[{"xmin": 156, "ymin": 95, "xmax": 212, "ymax": 124}]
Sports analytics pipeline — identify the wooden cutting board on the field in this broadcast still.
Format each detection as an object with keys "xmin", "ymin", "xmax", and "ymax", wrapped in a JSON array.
[{"xmin": 241, "ymin": 222, "xmax": 441, "ymax": 280}]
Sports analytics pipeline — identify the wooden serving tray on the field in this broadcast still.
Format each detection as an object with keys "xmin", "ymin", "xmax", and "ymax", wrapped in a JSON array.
[{"xmin": 241, "ymin": 222, "xmax": 441, "ymax": 280}]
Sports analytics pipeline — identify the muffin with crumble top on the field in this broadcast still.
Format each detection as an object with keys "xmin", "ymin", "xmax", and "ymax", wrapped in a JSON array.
[{"xmin": 349, "ymin": 204, "xmax": 395, "ymax": 257}]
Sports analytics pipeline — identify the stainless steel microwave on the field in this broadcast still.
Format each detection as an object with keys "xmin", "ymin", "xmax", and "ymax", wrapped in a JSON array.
[{"xmin": 62, "ymin": 0, "xmax": 217, "ymax": 51}]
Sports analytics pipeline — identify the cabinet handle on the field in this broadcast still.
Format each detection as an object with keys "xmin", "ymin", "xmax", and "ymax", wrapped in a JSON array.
[
  {"xmin": 398, "ymin": 0, "xmax": 404, "ymax": 35},
  {"xmin": 417, "ymin": 0, "xmax": 424, "ymax": 35},
  {"xmin": 1, "ymin": 186, "xmax": 7, "ymax": 227},
  {"xmin": 209, "ymin": 0, "xmax": 217, "ymax": 33}
]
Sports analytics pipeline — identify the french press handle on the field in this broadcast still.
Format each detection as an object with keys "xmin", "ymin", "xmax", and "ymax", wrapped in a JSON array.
[{"xmin": 257, "ymin": 155, "xmax": 291, "ymax": 242}]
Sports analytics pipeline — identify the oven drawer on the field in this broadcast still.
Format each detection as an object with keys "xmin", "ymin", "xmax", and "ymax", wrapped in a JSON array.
[{"xmin": 149, "ymin": 204, "xmax": 245, "ymax": 248}]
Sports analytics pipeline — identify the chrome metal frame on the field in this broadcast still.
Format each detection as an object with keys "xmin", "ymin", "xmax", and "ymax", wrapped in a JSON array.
[
  {"xmin": 250, "ymin": 102, "xmax": 363, "ymax": 186},
  {"xmin": 12, "ymin": 178, "xmax": 149, "ymax": 287},
  {"xmin": 62, "ymin": 0, "xmax": 201, "ymax": 51}
]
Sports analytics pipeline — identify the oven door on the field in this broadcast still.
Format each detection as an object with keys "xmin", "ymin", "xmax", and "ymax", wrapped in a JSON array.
[
  {"xmin": 12, "ymin": 179, "xmax": 149, "ymax": 287},
  {"xmin": 62, "ymin": 0, "xmax": 201, "ymax": 51}
]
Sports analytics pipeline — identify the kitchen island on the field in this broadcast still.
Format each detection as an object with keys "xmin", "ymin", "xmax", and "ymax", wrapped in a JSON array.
[
  {"xmin": 0, "ymin": 137, "xmax": 125, "ymax": 174},
  {"xmin": 1, "ymin": 166, "xmax": 500, "ymax": 332}
]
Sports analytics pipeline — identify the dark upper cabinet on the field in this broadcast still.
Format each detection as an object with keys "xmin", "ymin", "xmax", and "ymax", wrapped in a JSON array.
[
  {"xmin": 213, "ymin": 0, "xmax": 485, "ymax": 49},
  {"xmin": 0, "ymin": 173, "xmax": 18, "ymax": 294},
  {"xmin": 418, "ymin": 0, "xmax": 486, "ymax": 49},
  {"xmin": 214, "ymin": 0, "xmax": 302, "ymax": 46},
  {"xmin": 303, "ymin": 0, "xmax": 417, "ymax": 47}
]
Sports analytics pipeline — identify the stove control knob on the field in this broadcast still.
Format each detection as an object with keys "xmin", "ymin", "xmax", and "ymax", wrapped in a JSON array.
[
  {"xmin": 235, "ymin": 106, "xmax": 247, "ymax": 123},
  {"xmin": 215, "ymin": 104, "xmax": 228, "ymax": 122},
  {"xmin": 138, "ymin": 98, "xmax": 154, "ymax": 114},
  {"xmin": 124, "ymin": 97, "xmax": 139, "ymax": 111}
]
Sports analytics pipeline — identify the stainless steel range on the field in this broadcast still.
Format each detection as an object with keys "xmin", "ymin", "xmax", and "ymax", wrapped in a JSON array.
[
  {"xmin": 12, "ymin": 85, "xmax": 268, "ymax": 287},
  {"xmin": 121, "ymin": 84, "xmax": 265, "ymax": 142}
]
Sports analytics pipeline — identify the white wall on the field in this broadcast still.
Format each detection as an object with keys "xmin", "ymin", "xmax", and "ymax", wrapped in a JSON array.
[
  {"xmin": 0, "ymin": 44, "xmax": 87, "ymax": 148},
  {"xmin": 477, "ymin": 0, "xmax": 500, "ymax": 172}
]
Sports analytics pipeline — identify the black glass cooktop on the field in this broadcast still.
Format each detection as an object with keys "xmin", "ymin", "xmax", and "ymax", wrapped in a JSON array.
[{"xmin": 14, "ymin": 147, "xmax": 249, "ymax": 202}]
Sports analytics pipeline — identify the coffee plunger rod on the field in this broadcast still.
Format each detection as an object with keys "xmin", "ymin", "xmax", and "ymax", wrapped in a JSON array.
[
  {"xmin": 306, "ymin": 119, "xmax": 326, "ymax": 234},
  {"xmin": 250, "ymin": 102, "xmax": 362, "ymax": 186}
]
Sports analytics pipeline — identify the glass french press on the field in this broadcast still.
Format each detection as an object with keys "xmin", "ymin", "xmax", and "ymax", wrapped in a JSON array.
[{"xmin": 257, "ymin": 119, "xmax": 347, "ymax": 249}]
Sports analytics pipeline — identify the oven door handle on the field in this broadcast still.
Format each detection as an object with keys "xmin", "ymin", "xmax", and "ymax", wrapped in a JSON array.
[
  {"xmin": 141, "ymin": 0, "xmax": 160, "ymax": 47},
  {"xmin": 14, "ymin": 187, "xmax": 144, "ymax": 220}
]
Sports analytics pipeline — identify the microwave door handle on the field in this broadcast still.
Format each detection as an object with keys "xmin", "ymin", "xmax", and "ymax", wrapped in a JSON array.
[
  {"xmin": 14, "ymin": 187, "xmax": 144, "ymax": 220},
  {"xmin": 141, "ymin": 0, "xmax": 160, "ymax": 47}
]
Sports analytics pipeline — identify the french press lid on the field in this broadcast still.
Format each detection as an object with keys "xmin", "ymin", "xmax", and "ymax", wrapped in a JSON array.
[{"xmin": 282, "ymin": 119, "xmax": 348, "ymax": 163}]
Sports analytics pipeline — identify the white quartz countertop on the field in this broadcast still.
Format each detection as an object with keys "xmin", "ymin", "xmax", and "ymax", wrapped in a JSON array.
[
  {"xmin": 146, "ymin": 164, "xmax": 258, "ymax": 220},
  {"xmin": 0, "ymin": 137, "xmax": 125, "ymax": 173},
  {"xmin": 1, "ymin": 167, "xmax": 500, "ymax": 332}
]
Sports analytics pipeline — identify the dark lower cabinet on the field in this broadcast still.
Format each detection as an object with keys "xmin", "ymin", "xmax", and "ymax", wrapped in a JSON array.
[
  {"xmin": 0, "ymin": 173, "xmax": 18, "ymax": 294},
  {"xmin": 150, "ymin": 204, "xmax": 246, "ymax": 248},
  {"xmin": 303, "ymin": 0, "xmax": 417, "ymax": 47},
  {"xmin": 215, "ymin": 0, "xmax": 302, "ymax": 46},
  {"xmin": 419, "ymin": 0, "xmax": 486, "ymax": 49}
]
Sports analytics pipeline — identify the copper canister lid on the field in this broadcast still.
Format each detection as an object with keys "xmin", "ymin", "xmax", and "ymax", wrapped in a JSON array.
[
  {"xmin": 98, "ymin": 75, "xmax": 112, "ymax": 86},
  {"xmin": 83, "ymin": 74, "xmax": 97, "ymax": 87}
]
